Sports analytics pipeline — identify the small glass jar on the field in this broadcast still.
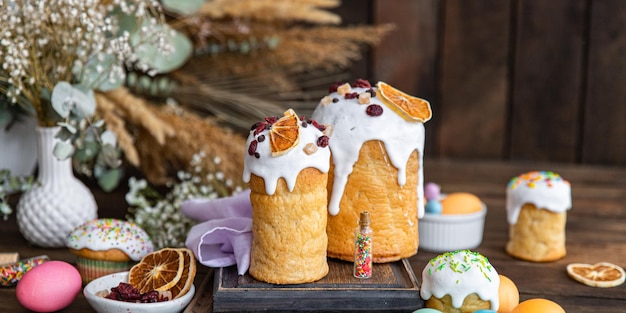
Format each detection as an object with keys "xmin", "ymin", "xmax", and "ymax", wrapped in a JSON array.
[{"xmin": 353, "ymin": 211, "xmax": 372, "ymax": 278}]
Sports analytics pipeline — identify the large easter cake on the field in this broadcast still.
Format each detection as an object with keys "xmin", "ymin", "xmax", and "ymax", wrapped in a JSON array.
[{"xmin": 312, "ymin": 79, "xmax": 432, "ymax": 263}]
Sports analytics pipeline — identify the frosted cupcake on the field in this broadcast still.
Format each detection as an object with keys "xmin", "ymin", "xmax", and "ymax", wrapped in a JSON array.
[{"xmin": 66, "ymin": 218, "xmax": 153, "ymax": 284}]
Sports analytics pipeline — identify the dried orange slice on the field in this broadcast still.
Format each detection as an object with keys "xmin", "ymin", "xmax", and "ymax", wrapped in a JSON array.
[
  {"xmin": 269, "ymin": 109, "xmax": 301, "ymax": 156},
  {"xmin": 567, "ymin": 262, "xmax": 625, "ymax": 288},
  {"xmin": 129, "ymin": 248, "xmax": 184, "ymax": 294},
  {"xmin": 376, "ymin": 81, "xmax": 432, "ymax": 122},
  {"xmin": 169, "ymin": 248, "xmax": 197, "ymax": 299}
]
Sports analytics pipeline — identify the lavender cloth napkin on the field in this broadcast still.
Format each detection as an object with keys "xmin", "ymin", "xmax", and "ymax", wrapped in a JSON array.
[{"xmin": 183, "ymin": 189, "xmax": 253, "ymax": 275}]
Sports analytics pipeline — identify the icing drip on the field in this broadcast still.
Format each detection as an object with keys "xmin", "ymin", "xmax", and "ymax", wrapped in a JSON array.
[
  {"xmin": 506, "ymin": 171, "xmax": 572, "ymax": 224},
  {"xmin": 66, "ymin": 218, "xmax": 154, "ymax": 261},
  {"xmin": 311, "ymin": 85, "xmax": 426, "ymax": 217},
  {"xmin": 242, "ymin": 116, "xmax": 331, "ymax": 195},
  {"xmin": 420, "ymin": 250, "xmax": 500, "ymax": 310}
]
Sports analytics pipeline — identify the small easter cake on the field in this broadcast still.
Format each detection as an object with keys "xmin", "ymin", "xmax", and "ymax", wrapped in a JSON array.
[
  {"xmin": 243, "ymin": 108, "xmax": 331, "ymax": 284},
  {"xmin": 312, "ymin": 79, "xmax": 431, "ymax": 263},
  {"xmin": 421, "ymin": 250, "xmax": 500, "ymax": 313},
  {"xmin": 505, "ymin": 171, "xmax": 572, "ymax": 262},
  {"xmin": 66, "ymin": 218, "xmax": 154, "ymax": 284},
  {"xmin": 418, "ymin": 183, "xmax": 487, "ymax": 252}
]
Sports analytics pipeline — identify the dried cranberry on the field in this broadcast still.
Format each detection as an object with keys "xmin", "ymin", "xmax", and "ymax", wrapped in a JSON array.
[
  {"xmin": 248, "ymin": 140, "xmax": 258, "ymax": 155},
  {"xmin": 257, "ymin": 134, "xmax": 265, "ymax": 142},
  {"xmin": 366, "ymin": 104, "xmax": 383, "ymax": 116},
  {"xmin": 353, "ymin": 79, "xmax": 371, "ymax": 88},
  {"xmin": 141, "ymin": 290, "xmax": 160, "ymax": 303},
  {"xmin": 301, "ymin": 121, "xmax": 308, "ymax": 128},
  {"xmin": 253, "ymin": 122, "xmax": 267, "ymax": 136},
  {"xmin": 317, "ymin": 136, "xmax": 330, "ymax": 148},
  {"xmin": 344, "ymin": 92, "xmax": 358, "ymax": 99},
  {"xmin": 265, "ymin": 116, "xmax": 279, "ymax": 124},
  {"xmin": 329, "ymin": 81, "xmax": 344, "ymax": 93},
  {"xmin": 311, "ymin": 120, "xmax": 325, "ymax": 131}
]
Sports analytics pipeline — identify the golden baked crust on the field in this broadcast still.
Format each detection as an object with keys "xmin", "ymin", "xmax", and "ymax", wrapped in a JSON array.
[
  {"xmin": 506, "ymin": 204, "xmax": 567, "ymax": 262},
  {"xmin": 326, "ymin": 140, "xmax": 419, "ymax": 263},
  {"xmin": 69, "ymin": 248, "xmax": 131, "ymax": 262},
  {"xmin": 248, "ymin": 168, "xmax": 329, "ymax": 284},
  {"xmin": 426, "ymin": 294, "xmax": 492, "ymax": 313}
]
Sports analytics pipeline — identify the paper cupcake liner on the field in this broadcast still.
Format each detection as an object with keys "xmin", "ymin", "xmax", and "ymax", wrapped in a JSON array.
[
  {"xmin": 76, "ymin": 257, "xmax": 131, "ymax": 284},
  {"xmin": 419, "ymin": 205, "xmax": 487, "ymax": 253}
]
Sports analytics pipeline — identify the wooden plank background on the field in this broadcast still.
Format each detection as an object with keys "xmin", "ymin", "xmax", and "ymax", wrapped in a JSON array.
[{"xmin": 336, "ymin": 0, "xmax": 626, "ymax": 167}]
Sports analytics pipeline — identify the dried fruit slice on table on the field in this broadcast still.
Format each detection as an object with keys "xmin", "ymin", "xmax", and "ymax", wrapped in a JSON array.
[
  {"xmin": 129, "ymin": 248, "xmax": 184, "ymax": 294},
  {"xmin": 169, "ymin": 248, "xmax": 197, "ymax": 299},
  {"xmin": 567, "ymin": 262, "xmax": 625, "ymax": 288},
  {"xmin": 269, "ymin": 109, "xmax": 301, "ymax": 156},
  {"xmin": 376, "ymin": 81, "xmax": 432, "ymax": 122}
]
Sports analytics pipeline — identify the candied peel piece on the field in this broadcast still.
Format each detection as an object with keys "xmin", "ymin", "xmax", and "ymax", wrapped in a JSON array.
[
  {"xmin": 566, "ymin": 262, "xmax": 625, "ymax": 288},
  {"xmin": 376, "ymin": 81, "xmax": 432, "ymax": 122},
  {"xmin": 269, "ymin": 109, "xmax": 301, "ymax": 156}
]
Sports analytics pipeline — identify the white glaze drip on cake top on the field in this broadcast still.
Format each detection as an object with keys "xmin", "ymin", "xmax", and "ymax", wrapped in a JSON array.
[
  {"xmin": 421, "ymin": 250, "xmax": 500, "ymax": 310},
  {"xmin": 243, "ymin": 110, "xmax": 331, "ymax": 195},
  {"xmin": 311, "ymin": 81, "xmax": 427, "ymax": 217},
  {"xmin": 506, "ymin": 171, "xmax": 572, "ymax": 224},
  {"xmin": 66, "ymin": 218, "xmax": 154, "ymax": 261}
]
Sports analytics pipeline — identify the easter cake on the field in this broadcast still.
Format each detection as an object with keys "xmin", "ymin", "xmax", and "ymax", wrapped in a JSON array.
[
  {"xmin": 419, "ymin": 183, "xmax": 487, "ymax": 252},
  {"xmin": 243, "ymin": 108, "xmax": 331, "ymax": 284},
  {"xmin": 311, "ymin": 79, "xmax": 432, "ymax": 263},
  {"xmin": 505, "ymin": 171, "xmax": 572, "ymax": 262},
  {"xmin": 421, "ymin": 250, "xmax": 500, "ymax": 313},
  {"xmin": 66, "ymin": 218, "xmax": 154, "ymax": 284}
]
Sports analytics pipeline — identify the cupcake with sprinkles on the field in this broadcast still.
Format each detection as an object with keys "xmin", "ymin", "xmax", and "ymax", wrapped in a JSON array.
[
  {"xmin": 66, "ymin": 218, "xmax": 153, "ymax": 284},
  {"xmin": 421, "ymin": 250, "xmax": 500, "ymax": 313},
  {"xmin": 505, "ymin": 171, "xmax": 572, "ymax": 262}
]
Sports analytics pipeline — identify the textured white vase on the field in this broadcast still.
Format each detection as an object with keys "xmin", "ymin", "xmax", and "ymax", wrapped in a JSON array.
[{"xmin": 17, "ymin": 127, "xmax": 98, "ymax": 248}]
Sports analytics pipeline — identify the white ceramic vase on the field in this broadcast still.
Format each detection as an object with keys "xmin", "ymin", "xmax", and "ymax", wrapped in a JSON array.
[{"xmin": 17, "ymin": 127, "xmax": 98, "ymax": 248}]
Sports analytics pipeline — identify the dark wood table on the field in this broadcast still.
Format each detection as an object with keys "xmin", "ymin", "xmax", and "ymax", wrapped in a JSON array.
[{"xmin": 1, "ymin": 158, "xmax": 625, "ymax": 312}]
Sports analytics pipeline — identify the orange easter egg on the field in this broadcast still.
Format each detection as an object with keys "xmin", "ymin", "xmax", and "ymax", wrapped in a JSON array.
[
  {"xmin": 441, "ymin": 192, "xmax": 483, "ymax": 215},
  {"xmin": 511, "ymin": 298, "xmax": 565, "ymax": 313},
  {"xmin": 498, "ymin": 275, "xmax": 519, "ymax": 313}
]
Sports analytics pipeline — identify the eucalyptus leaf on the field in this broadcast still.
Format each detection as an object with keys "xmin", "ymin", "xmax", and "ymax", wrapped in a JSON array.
[
  {"xmin": 132, "ymin": 23, "xmax": 192, "ymax": 73},
  {"xmin": 100, "ymin": 130, "xmax": 117, "ymax": 146},
  {"xmin": 100, "ymin": 144, "xmax": 121, "ymax": 168},
  {"xmin": 97, "ymin": 167, "xmax": 123, "ymax": 192},
  {"xmin": 57, "ymin": 122, "xmax": 77, "ymax": 134},
  {"xmin": 54, "ymin": 126, "xmax": 75, "ymax": 141},
  {"xmin": 53, "ymin": 141, "xmax": 75, "ymax": 160},
  {"xmin": 51, "ymin": 82, "xmax": 97, "ymax": 119},
  {"xmin": 162, "ymin": 0, "xmax": 204, "ymax": 15},
  {"xmin": 73, "ymin": 141, "xmax": 99, "ymax": 162}
]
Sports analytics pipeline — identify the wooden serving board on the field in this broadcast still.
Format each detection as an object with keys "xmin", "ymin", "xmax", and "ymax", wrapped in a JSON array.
[{"xmin": 206, "ymin": 258, "xmax": 422, "ymax": 312}]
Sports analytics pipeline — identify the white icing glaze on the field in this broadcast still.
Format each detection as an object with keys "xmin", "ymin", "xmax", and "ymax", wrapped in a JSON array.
[
  {"xmin": 242, "ymin": 112, "xmax": 331, "ymax": 195},
  {"xmin": 506, "ymin": 171, "xmax": 572, "ymax": 224},
  {"xmin": 311, "ymin": 83, "xmax": 426, "ymax": 217},
  {"xmin": 66, "ymin": 218, "xmax": 154, "ymax": 261},
  {"xmin": 420, "ymin": 250, "xmax": 500, "ymax": 310}
]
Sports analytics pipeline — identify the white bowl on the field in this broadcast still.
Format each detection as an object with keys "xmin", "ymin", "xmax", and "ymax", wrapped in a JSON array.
[
  {"xmin": 83, "ymin": 271, "xmax": 195, "ymax": 313},
  {"xmin": 419, "ymin": 204, "xmax": 487, "ymax": 252}
]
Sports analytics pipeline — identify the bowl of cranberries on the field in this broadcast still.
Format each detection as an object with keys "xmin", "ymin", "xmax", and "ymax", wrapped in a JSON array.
[{"xmin": 83, "ymin": 271, "xmax": 195, "ymax": 313}]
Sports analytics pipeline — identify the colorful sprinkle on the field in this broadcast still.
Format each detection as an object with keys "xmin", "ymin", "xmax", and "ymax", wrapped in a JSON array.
[{"xmin": 0, "ymin": 255, "xmax": 49, "ymax": 287}]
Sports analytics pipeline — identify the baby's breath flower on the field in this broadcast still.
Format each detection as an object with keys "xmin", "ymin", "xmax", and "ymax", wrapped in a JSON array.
[{"xmin": 127, "ymin": 152, "xmax": 241, "ymax": 249}]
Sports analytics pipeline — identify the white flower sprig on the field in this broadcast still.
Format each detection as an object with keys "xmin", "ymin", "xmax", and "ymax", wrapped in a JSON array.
[
  {"xmin": 126, "ymin": 151, "xmax": 243, "ymax": 249},
  {"xmin": 0, "ymin": 0, "xmax": 173, "ymax": 125}
]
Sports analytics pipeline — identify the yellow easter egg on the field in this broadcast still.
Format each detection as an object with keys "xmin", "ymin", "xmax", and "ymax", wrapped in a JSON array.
[
  {"xmin": 511, "ymin": 298, "xmax": 565, "ymax": 313},
  {"xmin": 498, "ymin": 275, "xmax": 519, "ymax": 313},
  {"xmin": 440, "ymin": 192, "xmax": 483, "ymax": 215}
]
